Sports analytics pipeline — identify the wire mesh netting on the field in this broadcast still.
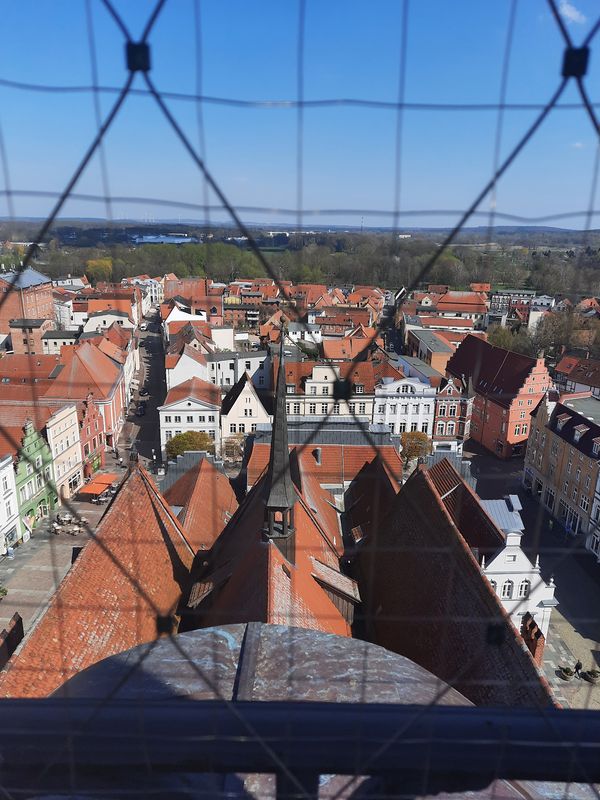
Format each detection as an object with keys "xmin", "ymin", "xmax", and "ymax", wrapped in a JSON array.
[{"xmin": 1, "ymin": 1, "xmax": 600, "ymax": 798}]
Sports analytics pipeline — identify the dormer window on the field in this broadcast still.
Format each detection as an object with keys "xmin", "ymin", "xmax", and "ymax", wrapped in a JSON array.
[
  {"xmin": 593, "ymin": 439, "xmax": 600, "ymax": 456},
  {"xmin": 286, "ymin": 384, "xmax": 295, "ymax": 394},
  {"xmin": 354, "ymin": 384, "xmax": 364, "ymax": 394},
  {"xmin": 573, "ymin": 424, "xmax": 589, "ymax": 443},
  {"xmin": 556, "ymin": 413, "xmax": 570, "ymax": 431}
]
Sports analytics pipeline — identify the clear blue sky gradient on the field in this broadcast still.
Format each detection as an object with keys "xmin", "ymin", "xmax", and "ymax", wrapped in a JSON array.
[{"xmin": 1, "ymin": 0, "xmax": 599, "ymax": 228}]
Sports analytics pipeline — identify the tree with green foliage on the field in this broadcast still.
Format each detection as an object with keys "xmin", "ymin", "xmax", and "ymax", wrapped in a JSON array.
[
  {"xmin": 400, "ymin": 431, "xmax": 431, "ymax": 465},
  {"xmin": 85, "ymin": 257, "xmax": 113, "ymax": 284},
  {"xmin": 166, "ymin": 430, "xmax": 215, "ymax": 459}
]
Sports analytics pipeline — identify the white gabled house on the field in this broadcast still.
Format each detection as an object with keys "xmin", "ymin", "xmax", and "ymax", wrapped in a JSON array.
[
  {"xmin": 480, "ymin": 494, "xmax": 557, "ymax": 638},
  {"xmin": 158, "ymin": 376, "xmax": 222, "ymax": 459},
  {"xmin": 0, "ymin": 454, "xmax": 21, "ymax": 555},
  {"xmin": 165, "ymin": 345, "xmax": 209, "ymax": 390},
  {"xmin": 220, "ymin": 372, "xmax": 271, "ymax": 443},
  {"xmin": 372, "ymin": 376, "xmax": 436, "ymax": 436}
]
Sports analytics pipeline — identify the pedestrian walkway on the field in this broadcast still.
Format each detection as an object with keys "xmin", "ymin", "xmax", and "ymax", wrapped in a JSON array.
[
  {"xmin": 542, "ymin": 614, "xmax": 600, "ymax": 709},
  {"xmin": 0, "ymin": 475, "xmax": 115, "ymax": 634}
]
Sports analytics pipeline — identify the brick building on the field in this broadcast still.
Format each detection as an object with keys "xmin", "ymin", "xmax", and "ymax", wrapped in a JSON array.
[
  {"xmin": 0, "ymin": 268, "xmax": 54, "ymax": 334},
  {"xmin": 432, "ymin": 375, "xmax": 474, "ymax": 454},
  {"xmin": 8, "ymin": 318, "xmax": 53, "ymax": 355},
  {"xmin": 446, "ymin": 335, "xmax": 551, "ymax": 459}
]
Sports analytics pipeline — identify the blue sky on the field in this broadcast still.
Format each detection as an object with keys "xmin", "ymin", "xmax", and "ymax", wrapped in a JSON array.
[{"xmin": 1, "ymin": 0, "xmax": 599, "ymax": 228}]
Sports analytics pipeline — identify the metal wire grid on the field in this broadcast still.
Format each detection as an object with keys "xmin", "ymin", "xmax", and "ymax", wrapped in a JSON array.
[{"xmin": 0, "ymin": 0, "xmax": 599, "ymax": 797}]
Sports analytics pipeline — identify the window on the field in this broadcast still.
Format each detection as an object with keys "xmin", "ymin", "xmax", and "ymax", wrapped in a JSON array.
[
  {"xmin": 572, "ymin": 488, "xmax": 578, "ymax": 502},
  {"xmin": 198, "ymin": 415, "xmax": 206, "ymax": 422},
  {"xmin": 333, "ymin": 403, "xmax": 340, "ymax": 414},
  {"xmin": 437, "ymin": 422, "xmax": 445, "ymax": 435},
  {"xmin": 423, "ymin": 404, "xmax": 430, "ymax": 413},
  {"xmin": 355, "ymin": 384, "xmax": 364, "ymax": 394},
  {"xmin": 309, "ymin": 403, "xmax": 316, "ymax": 414},
  {"xmin": 251, "ymin": 424, "xmax": 257, "ymax": 432},
  {"xmin": 514, "ymin": 424, "xmax": 521, "ymax": 436},
  {"xmin": 258, "ymin": 376, "xmax": 265, "ymax": 386},
  {"xmin": 520, "ymin": 411, "xmax": 526, "ymax": 419},
  {"xmin": 412, "ymin": 404, "xmax": 419, "ymax": 413},
  {"xmin": 378, "ymin": 404, "xmax": 385, "ymax": 413},
  {"xmin": 239, "ymin": 423, "xmax": 245, "ymax": 433},
  {"xmin": 585, "ymin": 474, "xmax": 591, "ymax": 489},
  {"xmin": 544, "ymin": 487, "xmax": 555, "ymax": 511},
  {"xmin": 401, "ymin": 404, "xmax": 408, "ymax": 413},
  {"xmin": 26, "ymin": 463, "xmax": 33, "ymax": 476},
  {"xmin": 245, "ymin": 361, "xmax": 251, "ymax": 370},
  {"xmin": 5, "ymin": 499, "xmax": 12, "ymax": 518},
  {"xmin": 358, "ymin": 403, "xmax": 366, "ymax": 414},
  {"xmin": 19, "ymin": 486, "xmax": 26, "ymax": 502},
  {"xmin": 410, "ymin": 422, "xmax": 418, "ymax": 432},
  {"xmin": 174, "ymin": 416, "xmax": 181, "ymax": 423},
  {"xmin": 501, "ymin": 580, "xmax": 514, "ymax": 599},
  {"xmin": 563, "ymin": 480, "xmax": 569, "ymax": 494},
  {"xmin": 389, "ymin": 404, "xmax": 396, "ymax": 413},
  {"xmin": 293, "ymin": 403, "xmax": 301, "ymax": 414},
  {"xmin": 309, "ymin": 386, "xmax": 317, "ymax": 395},
  {"xmin": 447, "ymin": 421, "xmax": 455, "ymax": 435},
  {"xmin": 518, "ymin": 580, "xmax": 530, "ymax": 599},
  {"xmin": 321, "ymin": 404, "xmax": 328, "ymax": 414},
  {"xmin": 490, "ymin": 580, "xmax": 497, "ymax": 593},
  {"xmin": 522, "ymin": 424, "xmax": 528, "ymax": 435},
  {"xmin": 439, "ymin": 405, "xmax": 447, "ymax": 416},
  {"xmin": 1, "ymin": 476, "xmax": 8, "ymax": 493},
  {"xmin": 322, "ymin": 386, "xmax": 329, "ymax": 395},
  {"xmin": 398, "ymin": 422, "xmax": 406, "ymax": 433},
  {"xmin": 580, "ymin": 494, "xmax": 590, "ymax": 511},
  {"xmin": 286, "ymin": 384, "xmax": 295, "ymax": 394},
  {"xmin": 421, "ymin": 421, "xmax": 429, "ymax": 434},
  {"xmin": 448, "ymin": 405, "xmax": 457, "ymax": 416},
  {"xmin": 230, "ymin": 424, "xmax": 237, "ymax": 434},
  {"xmin": 576, "ymin": 467, "xmax": 581, "ymax": 481},
  {"xmin": 186, "ymin": 415, "xmax": 193, "ymax": 423},
  {"xmin": 244, "ymin": 408, "xmax": 252, "ymax": 417},
  {"xmin": 567, "ymin": 460, "xmax": 572, "ymax": 474}
]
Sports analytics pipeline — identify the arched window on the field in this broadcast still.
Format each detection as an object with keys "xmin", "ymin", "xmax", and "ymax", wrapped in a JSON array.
[
  {"xmin": 436, "ymin": 422, "xmax": 445, "ymax": 435},
  {"xmin": 447, "ymin": 422, "xmax": 456, "ymax": 435},
  {"xmin": 501, "ymin": 580, "xmax": 514, "ymax": 599},
  {"xmin": 518, "ymin": 580, "xmax": 530, "ymax": 599}
]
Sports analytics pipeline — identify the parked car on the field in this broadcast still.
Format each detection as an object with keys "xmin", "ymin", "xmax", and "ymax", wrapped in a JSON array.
[{"xmin": 139, "ymin": 387, "xmax": 149, "ymax": 397}]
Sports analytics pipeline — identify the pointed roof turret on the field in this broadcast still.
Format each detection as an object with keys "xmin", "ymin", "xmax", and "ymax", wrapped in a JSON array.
[
  {"xmin": 263, "ymin": 338, "xmax": 297, "ymax": 561},
  {"xmin": 265, "ymin": 338, "xmax": 297, "ymax": 512}
]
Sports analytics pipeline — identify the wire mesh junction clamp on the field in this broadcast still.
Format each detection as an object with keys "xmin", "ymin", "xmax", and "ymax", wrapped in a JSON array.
[
  {"xmin": 126, "ymin": 42, "xmax": 151, "ymax": 73},
  {"xmin": 562, "ymin": 47, "xmax": 589, "ymax": 78}
]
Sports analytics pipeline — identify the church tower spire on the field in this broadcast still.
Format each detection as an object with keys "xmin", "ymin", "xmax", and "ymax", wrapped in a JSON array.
[{"xmin": 263, "ymin": 336, "xmax": 297, "ymax": 563}]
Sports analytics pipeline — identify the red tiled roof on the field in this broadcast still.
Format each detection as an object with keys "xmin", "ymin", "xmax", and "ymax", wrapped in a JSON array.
[
  {"xmin": 355, "ymin": 462, "xmax": 555, "ymax": 708},
  {"xmin": 321, "ymin": 338, "xmax": 373, "ymax": 361},
  {"xmin": 194, "ymin": 455, "xmax": 353, "ymax": 636},
  {"xmin": 344, "ymin": 456, "xmax": 399, "ymax": 543},
  {"xmin": 87, "ymin": 298, "xmax": 133, "ymax": 320},
  {"xmin": 163, "ymin": 458, "xmax": 238, "ymax": 551},
  {"xmin": 163, "ymin": 376, "xmax": 221, "ymax": 408},
  {"xmin": 44, "ymin": 342, "xmax": 121, "ymax": 401},
  {"xmin": 0, "ymin": 467, "xmax": 195, "ymax": 698},
  {"xmin": 0, "ymin": 354, "xmax": 61, "ymax": 382},
  {"xmin": 248, "ymin": 440, "xmax": 403, "ymax": 488},
  {"xmin": 566, "ymin": 358, "xmax": 600, "ymax": 390},
  {"xmin": 555, "ymin": 355, "xmax": 580, "ymax": 375}
]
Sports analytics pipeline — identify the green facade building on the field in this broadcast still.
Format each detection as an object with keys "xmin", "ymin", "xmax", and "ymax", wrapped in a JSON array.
[{"xmin": 14, "ymin": 420, "xmax": 58, "ymax": 535}]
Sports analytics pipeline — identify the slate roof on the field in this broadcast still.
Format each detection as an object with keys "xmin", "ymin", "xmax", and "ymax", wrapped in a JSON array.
[
  {"xmin": 547, "ymin": 398, "xmax": 600, "ymax": 457},
  {"xmin": 41, "ymin": 329, "xmax": 80, "ymax": 340},
  {"xmin": 0, "ymin": 267, "xmax": 51, "ymax": 289},
  {"xmin": 408, "ymin": 329, "xmax": 454, "ymax": 352},
  {"xmin": 446, "ymin": 334, "xmax": 538, "ymax": 408},
  {"xmin": 8, "ymin": 318, "xmax": 48, "ymax": 328},
  {"xmin": 0, "ymin": 466, "xmax": 195, "ymax": 698},
  {"xmin": 221, "ymin": 372, "xmax": 251, "ymax": 416}
]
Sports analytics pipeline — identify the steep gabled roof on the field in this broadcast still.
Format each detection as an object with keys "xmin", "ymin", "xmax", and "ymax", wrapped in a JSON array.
[
  {"xmin": 355, "ymin": 462, "xmax": 555, "ymax": 708},
  {"xmin": 221, "ymin": 372, "xmax": 252, "ymax": 416},
  {"xmin": 446, "ymin": 334, "xmax": 538, "ymax": 408},
  {"xmin": 0, "ymin": 466, "xmax": 195, "ymax": 698},
  {"xmin": 163, "ymin": 457, "xmax": 238, "ymax": 551}
]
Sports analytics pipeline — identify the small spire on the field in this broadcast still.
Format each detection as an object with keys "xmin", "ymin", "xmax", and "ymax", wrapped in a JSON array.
[
  {"xmin": 263, "ymin": 336, "xmax": 297, "ymax": 562},
  {"xmin": 480, "ymin": 555, "xmax": 486, "ymax": 571},
  {"xmin": 535, "ymin": 554, "xmax": 540, "ymax": 570}
]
